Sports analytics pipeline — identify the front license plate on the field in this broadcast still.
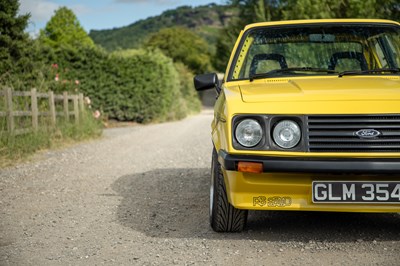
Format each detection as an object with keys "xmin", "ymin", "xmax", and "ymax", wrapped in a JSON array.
[{"xmin": 312, "ymin": 181, "xmax": 400, "ymax": 204}]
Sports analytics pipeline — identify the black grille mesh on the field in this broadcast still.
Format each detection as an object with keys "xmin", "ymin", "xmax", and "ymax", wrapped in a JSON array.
[{"xmin": 307, "ymin": 115, "xmax": 400, "ymax": 152}]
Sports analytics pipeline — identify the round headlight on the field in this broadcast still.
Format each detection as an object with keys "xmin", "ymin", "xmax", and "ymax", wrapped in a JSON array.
[
  {"xmin": 235, "ymin": 119, "xmax": 263, "ymax": 148},
  {"xmin": 273, "ymin": 120, "xmax": 301, "ymax": 149}
]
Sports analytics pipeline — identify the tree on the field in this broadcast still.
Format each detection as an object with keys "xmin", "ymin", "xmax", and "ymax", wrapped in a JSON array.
[
  {"xmin": 282, "ymin": 0, "xmax": 399, "ymax": 20},
  {"xmin": 0, "ymin": 0, "xmax": 30, "ymax": 75},
  {"xmin": 39, "ymin": 7, "xmax": 94, "ymax": 48},
  {"xmin": 145, "ymin": 27, "xmax": 212, "ymax": 74}
]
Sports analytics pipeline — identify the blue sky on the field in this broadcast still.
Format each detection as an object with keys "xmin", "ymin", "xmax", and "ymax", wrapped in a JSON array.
[{"xmin": 19, "ymin": 0, "xmax": 223, "ymax": 35}]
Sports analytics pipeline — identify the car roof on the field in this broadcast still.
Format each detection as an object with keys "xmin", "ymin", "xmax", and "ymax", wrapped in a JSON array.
[{"xmin": 243, "ymin": 19, "xmax": 400, "ymax": 31}]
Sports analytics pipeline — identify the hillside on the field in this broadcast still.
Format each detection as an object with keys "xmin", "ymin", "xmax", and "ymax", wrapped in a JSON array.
[{"xmin": 89, "ymin": 4, "xmax": 235, "ymax": 51}]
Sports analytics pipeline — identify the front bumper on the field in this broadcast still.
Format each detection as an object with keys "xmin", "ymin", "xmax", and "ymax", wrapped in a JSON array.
[
  {"xmin": 218, "ymin": 150, "xmax": 400, "ymax": 212},
  {"xmin": 219, "ymin": 150, "xmax": 400, "ymax": 174}
]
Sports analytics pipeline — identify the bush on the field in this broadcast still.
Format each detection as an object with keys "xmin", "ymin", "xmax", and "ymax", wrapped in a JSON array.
[
  {"xmin": 40, "ymin": 46, "xmax": 200, "ymax": 123},
  {"xmin": 145, "ymin": 27, "xmax": 213, "ymax": 74},
  {"xmin": 108, "ymin": 49, "xmax": 181, "ymax": 122},
  {"xmin": 174, "ymin": 62, "xmax": 201, "ymax": 115}
]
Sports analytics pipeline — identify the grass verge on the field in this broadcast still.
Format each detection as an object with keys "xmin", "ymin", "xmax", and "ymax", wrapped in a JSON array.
[{"xmin": 0, "ymin": 112, "xmax": 103, "ymax": 168}]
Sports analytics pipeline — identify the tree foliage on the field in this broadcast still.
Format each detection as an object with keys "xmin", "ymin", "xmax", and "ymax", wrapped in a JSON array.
[
  {"xmin": 145, "ymin": 27, "xmax": 212, "ymax": 74},
  {"xmin": 283, "ymin": 0, "xmax": 400, "ymax": 19},
  {"xmin": 0, "ymin": 0, "xmax": 30, "ymax": 77},
  {"xmin": 89, "ymin": 4, "xmax": 234, "ymax": 51},
  {"xmin": 39, "ymin": 7, "xmax": 94, "ymax": 48}
]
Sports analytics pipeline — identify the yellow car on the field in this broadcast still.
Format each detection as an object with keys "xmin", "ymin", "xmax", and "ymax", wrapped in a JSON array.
[{"xmin": 194, "ymin": 19, "xmax": 400, "ymax": 232}]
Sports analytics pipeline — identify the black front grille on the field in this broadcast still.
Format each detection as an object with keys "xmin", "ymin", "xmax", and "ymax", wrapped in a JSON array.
[{"xmin": 307, "ymin": 115, "xmax": 400, "ymax": 152}]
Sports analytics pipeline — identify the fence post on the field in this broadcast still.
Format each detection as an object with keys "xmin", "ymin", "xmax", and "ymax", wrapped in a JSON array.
[
  {"xmin": 63, "ymin": 91, "xmax": 69, "ymax": 122},
  {"xmin": 48, "ymin": 91, "xmax": 56, "ymax": 126},
  {"xmin": 79, "ymin": 93, "xmax": 84, "ymax": 114},
  {"xmin": 31, "ymin": 88, "xmax": 38, "ymax": 132},
  {"xmin": 5, "ymin": 87, "xmax": 14, "ymax": 133},
  {"xmin": 73, "ymin": 95, "xmax": 79, "ymax": 124}
]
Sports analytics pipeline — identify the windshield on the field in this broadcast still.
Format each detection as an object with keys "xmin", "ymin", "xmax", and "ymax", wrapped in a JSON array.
[{"xmin": 229, "ymin": 23, "xmax": 400, "ymax": 81}]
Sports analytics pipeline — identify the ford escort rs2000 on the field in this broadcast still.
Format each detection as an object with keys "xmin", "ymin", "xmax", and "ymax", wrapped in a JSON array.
[{"xmin": 194, "ymin": 19, "xmax": 400, "ymax": 232}]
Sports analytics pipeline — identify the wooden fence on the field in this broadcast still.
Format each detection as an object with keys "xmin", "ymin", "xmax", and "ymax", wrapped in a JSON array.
[{"xmin": 0, "ymin": 87, "xmax": 86, "ymax": 135}]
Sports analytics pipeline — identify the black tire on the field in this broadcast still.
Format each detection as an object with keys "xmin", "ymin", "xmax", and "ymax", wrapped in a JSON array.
[{"xmin": 210, "ymin": 148, "xmax": 248, "ymax": 232}]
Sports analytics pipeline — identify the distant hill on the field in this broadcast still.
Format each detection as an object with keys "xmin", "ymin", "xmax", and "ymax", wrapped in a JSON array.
[{"xmin": 89, "ymin": 4, "xmax": 235, "ymax": 52}]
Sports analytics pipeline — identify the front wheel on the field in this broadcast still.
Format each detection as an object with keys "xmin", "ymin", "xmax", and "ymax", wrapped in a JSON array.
[{"xmin": 210, "ymin": 148, "xmax": 248, "ymax": 232}]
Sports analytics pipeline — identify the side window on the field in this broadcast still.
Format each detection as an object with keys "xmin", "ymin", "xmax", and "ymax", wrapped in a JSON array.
[
  {"xmin": 374, "ymin": 41, "xmax": 389, "ymax": 68},
  {"xmin": 371, "ymin": 34, "xmax": 400, "ymax": 69},
  {"xmin": 385, "ymin": 35, "xmax": 400, "ymax": 67}
]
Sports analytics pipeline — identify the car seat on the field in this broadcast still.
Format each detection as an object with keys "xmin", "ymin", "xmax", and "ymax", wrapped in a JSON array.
[
  {"xmin": 328, "ymin": 51, "xmax": 368, "ymax": 71},
  {"xmin": 249, "ymin": 53, "xmax": 288, "ymax": 76}
]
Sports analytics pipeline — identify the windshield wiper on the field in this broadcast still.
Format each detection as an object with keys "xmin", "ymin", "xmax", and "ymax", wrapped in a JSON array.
[
  {"xmin": 338, "ymin": 68, "xmax": 400, "ymax": 78},
  {"xmin": 249, "ymin": 67, "xmax": 337, "ymax": 81}
]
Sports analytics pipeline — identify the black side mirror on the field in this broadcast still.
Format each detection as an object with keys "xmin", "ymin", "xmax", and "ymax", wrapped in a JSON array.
[{"xmin": 193, "ymin": 73, "xmax": 220, "ymax": 93}]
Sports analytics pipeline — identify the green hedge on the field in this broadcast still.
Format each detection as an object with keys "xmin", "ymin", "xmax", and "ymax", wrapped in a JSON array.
[
  {"xmin": 38, "ymin": 46, "xmax": 200, "ymax": 123},
  {"xmin": 1, "ymin": 39, "xmax": 201, "ymax": 124}
]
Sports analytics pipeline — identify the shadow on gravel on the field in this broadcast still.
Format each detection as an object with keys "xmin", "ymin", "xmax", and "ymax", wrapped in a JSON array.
[{"xmin": 112, "ymin": 168, "xmax": 400, "ymax": 242}]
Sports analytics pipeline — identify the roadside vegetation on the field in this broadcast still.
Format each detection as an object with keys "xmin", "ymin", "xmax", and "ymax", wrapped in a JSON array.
[
  {"xmin": 0, "ymin": 1, "xmax": 200, "ymax": 166},
  {"xmin": 0, "ymin": 3, "xmax": 103, "ymax": 166},
  {"xmin": 0, "ymin": 111, "xmax": 102, "ymax": 167}
]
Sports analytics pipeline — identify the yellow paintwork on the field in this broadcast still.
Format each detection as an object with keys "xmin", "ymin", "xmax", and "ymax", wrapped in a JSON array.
[
  {"xmin": 224, "ymin": 30, "xmax": 244, "ymax": 81},
  {"xmin": 213, "ymin": 19, "xmax": 400, "ymax": 212},
  {"xmin": 242, "ymin": 19, "xmax": 400, "ymax": 32},
  {"xmin": 224, "ymin": 170, "xmax": 400, "ymax": 212},
  {"xmin": 231, "ymin": 34, "xmax": 254, "ymax": 80}
]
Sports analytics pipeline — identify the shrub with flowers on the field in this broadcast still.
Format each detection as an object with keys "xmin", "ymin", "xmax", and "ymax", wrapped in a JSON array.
[
  {"xmin": 49, "ymin": 62, "xmax": 82, "ymax": 95},
  {"xmin": 41, "ymin": 45, "xmax": 200, "ymax": 123}
]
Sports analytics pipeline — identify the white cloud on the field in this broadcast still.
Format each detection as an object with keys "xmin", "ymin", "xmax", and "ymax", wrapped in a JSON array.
[
  {"xmin": 19, "ymin": 0, "xmax": 89, "ymax": 22},
  {"xmin": 19, "ymin": 0, "xmax": 59, "ymax": 22},
  {"xmin": 70, "ymin": 4, "xmax": 91, "ymax": 16}
]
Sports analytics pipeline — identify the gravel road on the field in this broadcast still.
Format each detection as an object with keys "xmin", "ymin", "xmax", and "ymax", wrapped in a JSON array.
[{"xmin": 1, "ymin": 109, "xmax": 399, "ymax": 265}]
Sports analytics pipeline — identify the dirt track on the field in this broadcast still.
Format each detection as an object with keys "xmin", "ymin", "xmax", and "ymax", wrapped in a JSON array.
[{"xmin": 1, "ymin": 109, "xmax": 399, "ymax": 265}]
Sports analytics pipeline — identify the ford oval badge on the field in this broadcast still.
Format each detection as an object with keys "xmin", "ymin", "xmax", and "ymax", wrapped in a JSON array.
[{"xmin": 354, "ymin": 129, "xmax": 381, "ymax": 139}]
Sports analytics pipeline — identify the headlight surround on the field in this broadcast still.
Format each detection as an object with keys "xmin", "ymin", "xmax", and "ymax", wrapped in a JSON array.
[
  {"xmin": 273, "ymin": 120, "xmax": 301, "ymax": 149},
  {"xmin": 235, "ymin": 119, "xmax": 263, "ymax": 148}
]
